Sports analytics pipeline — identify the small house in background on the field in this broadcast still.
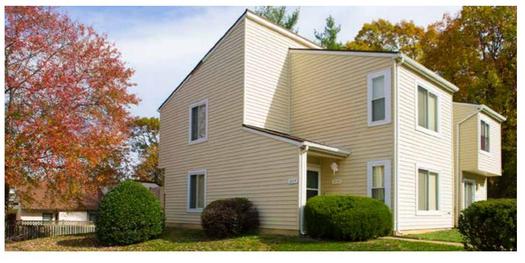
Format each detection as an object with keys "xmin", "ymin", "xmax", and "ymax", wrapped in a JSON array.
[{"xmin": 14, "ymin": 182, "xmax": 102, "ymax": 223}]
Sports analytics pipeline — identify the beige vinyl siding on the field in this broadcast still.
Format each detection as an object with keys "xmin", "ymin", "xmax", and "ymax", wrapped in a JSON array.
[
  {"xmin": 159, "ymin": 18, "xmax": 300, "ymax": 230},
  {"xmin": 477, "ymin": 113, "xmax": 502, "ymax": 175},
  {"xmin": 290, "ymin": 52, "xmax": 395, "ymax": 201},
  {"xmin": 397, "ymin": 65, "xmax": 454, "ymax": 231},
  {"xmin": 244, "ymin": 18, "xmax": 310, "ymax": 133}
]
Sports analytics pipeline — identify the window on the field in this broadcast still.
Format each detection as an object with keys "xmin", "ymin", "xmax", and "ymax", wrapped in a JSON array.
[
  {"xmin": 188, "ymin": 170, "xmax": 206, "ymax": 211},
  {"xmin": 306, "ymin": 170, "xmax": 320, "ymax": 200},
  {"xmin": 368, "ymin": 69, "xmax": 391, "ymax": 126},
  {"xmin": 189, "ymin": 100, "xmax": 208, "ymax": 144},
  {"xmin": 464, "ymin": 180, "xmax": 476, "ymax": 208},
  {"xmin": 367, "ymin": 160, "xmax": 391, "ymax": 207},
  {"xmin": 480, "ymin": 120, "xmax": 490, "ymax": 152},
  {"xmin": 417, "ymin": 86, "xmax": 438, "ymax": 132},
  {"xmin": 42, "ymin": 213, "xmax": 53, "ymax": 221},
  {"xmin": 88, "ymin": 211, "xmax": 97, "ymax": 222},
  {"xmin": 418, "ymin": 169, "xmax": 439, "ymax": 211}
]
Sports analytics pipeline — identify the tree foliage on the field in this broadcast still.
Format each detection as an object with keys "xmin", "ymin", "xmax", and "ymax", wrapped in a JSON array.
[
  {"xmin": 346, "ymin": 19, "xmax": 425, "ymax": 60},
  {"xmin": 4, "ymin": 7, "xmax": 138, "ymax": 197},
  {"xmin": 254, "ymin": 6, "xmax": 300, "ymax": 32},
  {"xmin": 314, "ymin": 15, "xmax": 343, "ymax": 50},
  {"xmin": 129, "ymin": 117, "xmax": 163, "ymax": 185},
  {"xmin": 344, "ymin": 7, "xmax": 516, "ymax": 197}
]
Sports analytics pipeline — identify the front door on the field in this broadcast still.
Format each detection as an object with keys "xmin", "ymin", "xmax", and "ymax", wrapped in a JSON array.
[
  {"xmin": 306, "ymin": 170, "xmax": 320, "ymax": 200},
  {"xmin": 464, "ymin": 180, "xmax": 475, "ymax": 208}
]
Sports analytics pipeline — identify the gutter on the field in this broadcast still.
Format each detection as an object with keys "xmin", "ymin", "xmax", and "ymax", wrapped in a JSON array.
[{"xmin": 396, "ymin": 55, "xmax": 459, "ymax": 94}]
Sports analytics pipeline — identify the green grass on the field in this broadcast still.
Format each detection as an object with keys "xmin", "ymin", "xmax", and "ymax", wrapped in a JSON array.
[
  {"xmin": 405, "ymin": 229, "xmax": 464, "ymax": 243},
  {"xmin": 6, "ymin": 228, "xmax": 463, "ymax": 251}
]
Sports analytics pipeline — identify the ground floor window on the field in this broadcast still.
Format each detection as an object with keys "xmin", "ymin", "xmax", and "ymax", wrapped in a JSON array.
[
  {"xmin": 464, "ymin": 180, "xmax": 476, "ymax": 208},
  {"xmin": 418, "ymin": 169, "xmax": 439, "ymax": 211},
  {"xmin": 306, "ymin": 169, "xmax": 320, "ymax": 200},
  {"xmin": 367, "ymin": 160, "xmax": 391, "ymax": 207},
  {"xmin": 188, "ymin": 170, "xmax": 206, "ymax": 211},
  {"xmin": 42, "ymin": 213, "xmax": 53, "ymax": 221}
]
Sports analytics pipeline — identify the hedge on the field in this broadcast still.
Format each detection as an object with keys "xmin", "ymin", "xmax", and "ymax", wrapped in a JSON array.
[{"xmin": 201, "ymin": 198, "xmax": 259, "ymax": 238}]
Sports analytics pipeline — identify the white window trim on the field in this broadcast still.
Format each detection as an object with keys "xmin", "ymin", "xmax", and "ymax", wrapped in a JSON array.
[
  {"xmin": 462, "ymin": 178, "xmax": 476, "ymax": 209},
  {"xmin": 414, "ymin": 81, "xmax": 441, "ymax": 138},
  {"xmin": 188, "ymin": 99, "xmax": 208, "ymax": 145},
  {"xmin": 187, "ymin": 169, "xmax": 207, "ymax": 213},
  {"xmin": 367, "ymin": 160, "xmax": 391, "ymax": 208},
  {"xmin": 414, "ymin": 163, "xmax": 442, "ymax": 216},
  {"xmin": 478, "ymin": 116, "xmax": 492, "ymax": 156},
  {"xmin": 307, "ymin": 164, "xmax": 321, "ymax": 196},
  {"xmin": 367, "ymin": 68, "xmax": 392, "ymax": 127}
]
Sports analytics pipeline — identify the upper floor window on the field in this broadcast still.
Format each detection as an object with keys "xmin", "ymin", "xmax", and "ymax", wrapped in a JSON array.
[
  {"xmin": 417, "ymin": 86, "xmax": 438, "ymax": 132},
  {"xmin": 480, "ymin": 120, "xmax": 490, "ymax": 152},
  {"xmin": 367, "ymin": 160, "xmax": 391, "ymax": 207},
  {"xmin": 367, "ymin": 69, "xmax": 391, "ymax": 126},
  {"xmin": 418, "ymin": 168, "xmax": 439, "ymax": 211},
  {"xmin": 189, "ymin": 99, "xmax": 208, "ymax": 144}
]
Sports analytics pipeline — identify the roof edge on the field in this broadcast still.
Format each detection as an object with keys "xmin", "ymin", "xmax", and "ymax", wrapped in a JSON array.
[
  {"xmin": 453, "ymin": 102, "xmax": 506, "ymax": 122},
  {"xmin": 397, "ymin": 54, "xmax": 459, "ymax": 93}
]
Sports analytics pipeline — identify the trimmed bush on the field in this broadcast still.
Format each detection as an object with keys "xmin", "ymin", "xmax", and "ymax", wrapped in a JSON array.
[
  {"xmin": 458, "ymin": 199, "xmax": 516, "ymax": 251},
  {"xmin": 201, "ymin": 198, "xmax": 259, "ymax": 238},
  {"xmin": 96, "ymin": 180, "xmax": 164, "ymax": 245},
  {"xmin": 304, "ymin": 195, "xmax": 392, "ymax": 241}
]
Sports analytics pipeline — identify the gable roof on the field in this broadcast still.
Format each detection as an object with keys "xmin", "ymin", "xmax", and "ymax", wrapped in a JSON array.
[
  {"xmin": 158, "ymin": 9, "xmax": 321, "ymax": 111},
  {"xmin": 453, "ymin": 102, "xmax": 507, "ymax": 122},
  {"xmin": 16, "ymin": 182, "xmax": 102, "ymax": 211}
]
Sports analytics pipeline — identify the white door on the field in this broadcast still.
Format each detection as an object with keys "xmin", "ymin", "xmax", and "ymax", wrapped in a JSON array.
[{"xmin": 464, "ymin": 180, "xmax": 476, "ymax": 208}]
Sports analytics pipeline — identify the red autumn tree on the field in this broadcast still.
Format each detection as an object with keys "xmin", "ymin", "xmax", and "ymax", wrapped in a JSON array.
[{"xmin": 5, "ymin": 7, "xmax": 138, "ymax": 197}]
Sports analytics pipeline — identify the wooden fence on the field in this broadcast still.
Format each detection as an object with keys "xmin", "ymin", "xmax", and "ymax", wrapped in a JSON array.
[{"xmin": 5, "ymin": 220, "xmax": 96, "ymax": 241}]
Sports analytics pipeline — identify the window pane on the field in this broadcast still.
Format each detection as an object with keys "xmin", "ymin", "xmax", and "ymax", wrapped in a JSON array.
[
  {"xmin": 198, "ymin": 104, "xmax": 206, "ymax": 139},
  {"xmin": 428, "ymin": 172, "xmax": 438, "ymax": 210},
  {"xmin": 418, "ymin": 87, "xmax": 428, "ymax": 128},
  {"xmin": 191, "ymin": 107, "xmax": 199, "ymax": 140},
  {"xmin": 189, "ymin": 175, "xmax": 197, "ymax": 208},
  {"xmin": 197, "ymin": 174, "xmax": 205, "ymax": 208},
  {"xmin": 372, "ymin": 98, "xmax": 385, "ymax": 121},
  {"xmin": 307, "ymin": 190, "xmax": 319, "ymax": 200},
  {"xmin": 372, "ymin": 76, "xmax": 385, "ymax": 99},
  {"xmin": 418, "ymin": 169, "xmax": 428, "ymax": 210},
  {"xmin": 428, "ymin": 93, "xmax": 437, "ymax": 131},
  {"xmin": 372, "ymin": 166, "xmax": 384, "ymax": 188},
  {"xmin": 307, "ymin": 170, "xmax": 319, "ymax": 189},
  {"xmin": 372, "ymin": 188, "xmax": 385, "ymax": 202}
]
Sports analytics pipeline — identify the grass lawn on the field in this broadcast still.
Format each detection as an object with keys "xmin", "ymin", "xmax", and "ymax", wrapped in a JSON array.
[
  {"xmin": 6, "ymin": 228, "xmax": 463, "ymax": 251},
  {"xmin": 404, "ymin": 229, "xmax": 464, "ymax": 243}
]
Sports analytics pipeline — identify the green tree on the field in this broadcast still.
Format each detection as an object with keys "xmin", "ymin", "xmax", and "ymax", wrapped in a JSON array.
[
  {"xmin": 314, "ymin": 15, "xmax": 343, "ymax": 50},
  {"xmin": 345, "ymin": 19, "xmax": 425, "ymax": 60},
  {"xmin": 254, "ymin": 6, "xmax": 300, "ymax": 32},
  {"xmin": 129, "ymin": 117, "xmax": 163, "ymax": 185}
]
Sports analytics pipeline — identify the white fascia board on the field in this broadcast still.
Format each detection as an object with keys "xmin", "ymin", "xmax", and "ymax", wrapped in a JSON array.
[
  {"xmin": 289, "ymin": 49, "xmax": 398, "ymax": 58},
  {"xmin": 302, "ymin": 142, "xmax": 351, "ymax": 157},
  {"xmin": 397, "ymin": 54, "xmax": 459, "ymax": 93}
]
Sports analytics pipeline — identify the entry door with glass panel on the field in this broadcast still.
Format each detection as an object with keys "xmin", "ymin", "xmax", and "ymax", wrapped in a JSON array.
[
  {"xmin": 306, "ymin": 170, "xmax": 320, "ymax": 200},
  {"xmin": 464, "ymin": 180, "xmax": 475, "ymax": 208}
]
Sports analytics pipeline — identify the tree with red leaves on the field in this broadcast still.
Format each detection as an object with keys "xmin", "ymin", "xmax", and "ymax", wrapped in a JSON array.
[{"xmin": 5, "ymin": 7, "xmax": 138, "ymax": 199}]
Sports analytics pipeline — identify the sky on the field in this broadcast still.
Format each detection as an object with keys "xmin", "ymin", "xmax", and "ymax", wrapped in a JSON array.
[{"xmin": 59, "ymin": 6, "xmax": 461, "ymax": 117}]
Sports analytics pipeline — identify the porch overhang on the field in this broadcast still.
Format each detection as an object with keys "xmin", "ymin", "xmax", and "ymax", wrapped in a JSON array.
[{"xmin": 242, "ymin": 124, "xmax": 351, "ymax": 159}]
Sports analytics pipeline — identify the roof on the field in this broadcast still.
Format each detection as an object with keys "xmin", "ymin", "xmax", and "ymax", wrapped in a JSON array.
[
  {"xmin": 242, "ymin": 124, "xmax": 351, "ymax": 157},
  {"xmin": 453, "ymin": 102, "xmax": 507, "ymax": 122},
  {"xmin": 16, "ymin": 182, "xmax": 102, "ymax": 211}
]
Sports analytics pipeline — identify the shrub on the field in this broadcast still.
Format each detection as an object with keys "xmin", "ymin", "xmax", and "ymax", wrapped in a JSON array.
[
  {"xmin": 458, "ymin": 199, "xmax": 516, "ymax": 251},
  {"xmin": 96, "ymin": 180, "xmax": 164, "ymax": 245},
  {"xmin": 201, "ymin": 198, "xmax": 259, "ymax": 238},
  {"xmin": 304, "ymin": 195, "xmax": 392, "ymax": 241}
]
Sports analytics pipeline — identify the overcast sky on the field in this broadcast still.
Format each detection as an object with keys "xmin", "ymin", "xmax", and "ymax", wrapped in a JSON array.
[{"xmin": 59, "ymin": 6, "xmax": 461, "ymax": 117}]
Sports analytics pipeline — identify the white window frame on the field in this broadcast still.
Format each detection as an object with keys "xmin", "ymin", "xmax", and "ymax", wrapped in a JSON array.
[
  {"xmin": 463, "ymin": 179, "xmax": 476, "ymax": 209},
  {"xmin": 187, "ymin": 169, "xmax": 207, "ymax": 212},
  {"xmin": 479, "ymin": 117, "xmax": 491, "ymax": 155},
  {"xmin": 188, "ymin": 99, "xmax": 208, "ymax": 145},
  {"xmin": 367, "ymin": 68, "xmax": 392, "ymax": 127},
  {"xmin": 415, "ymin": 163, "xmax": 441, "ymax": 215},
  {"xmin": 306, "ymin": 164, "xmax": 321, "ymax": 199},
  {"xmin": 367, "ymin": 160, "xmax": 391, "ymax": 208},
  {"xmin": 414, "ymin": 81, "xmax": 441, "ymax": 137}
]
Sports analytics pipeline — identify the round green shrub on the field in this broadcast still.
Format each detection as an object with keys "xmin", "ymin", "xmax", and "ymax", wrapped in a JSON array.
[
  {"xmin": 304, "ymin": 195, "xmax": 392, "ymax": 241},
  {"xmin": 458, "ymin": 199, "xmax": 516, "ymax": 251},
  {"xmin": 201, "ymin": 198, "xmax": 259, "ymax": 238},
  {"xmin": 95, "ymin": 180, "xmax": 164, "ymax": 245}
]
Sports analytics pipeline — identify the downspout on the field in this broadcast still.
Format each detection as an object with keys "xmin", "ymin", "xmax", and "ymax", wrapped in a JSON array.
[
  {"xmin": 393, "ymin": 59, "xmax": 400, "ymax": 234},
  {"xmin": 298, "ymin": 145, "xmax": 309, "ymax": 235},
  {"xmin": 455, "ymin": 110, "xmax": 480, "ymax": 225}
]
